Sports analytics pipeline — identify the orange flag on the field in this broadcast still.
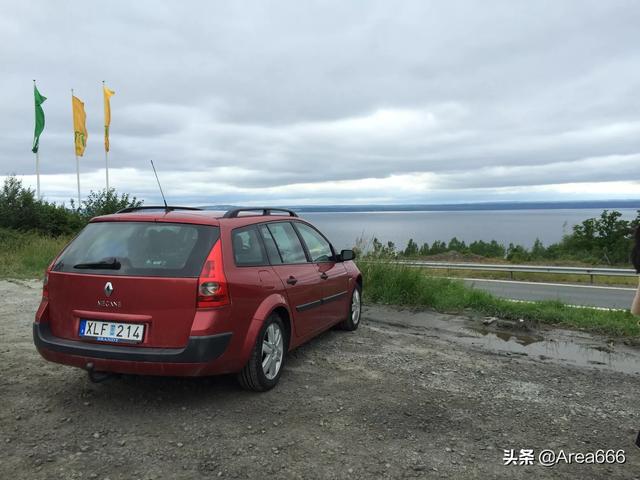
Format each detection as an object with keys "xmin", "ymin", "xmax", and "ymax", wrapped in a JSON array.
[{"xmin": 72, "ymin": 95, "xmax": 88, "ymax": 156}]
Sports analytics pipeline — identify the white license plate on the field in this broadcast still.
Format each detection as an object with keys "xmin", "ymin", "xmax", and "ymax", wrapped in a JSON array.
[{"xmin": 79, "ymin": 319, "xmax": 145, "ymax": 344}]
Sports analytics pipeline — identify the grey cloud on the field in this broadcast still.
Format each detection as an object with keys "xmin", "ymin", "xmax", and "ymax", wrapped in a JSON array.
[{"xmin": 1, "ymin": 0, "xmax": 640, "ymax": 204}]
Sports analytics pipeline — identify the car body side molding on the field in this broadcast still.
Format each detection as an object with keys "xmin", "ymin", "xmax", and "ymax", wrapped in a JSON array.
[{"xmin": 295, "ymin": 290, "xmax": 349, "ymax": 312}]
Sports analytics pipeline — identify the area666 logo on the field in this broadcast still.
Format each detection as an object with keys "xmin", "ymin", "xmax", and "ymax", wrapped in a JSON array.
[{"xmin": 503, "ymin": 448, "xmax": 626, "ymax": 467}]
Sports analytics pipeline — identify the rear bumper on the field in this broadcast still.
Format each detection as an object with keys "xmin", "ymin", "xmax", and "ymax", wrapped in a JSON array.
[{"xmin": 33, "ymin": 322, "xmax": 232, "ymax": 364}]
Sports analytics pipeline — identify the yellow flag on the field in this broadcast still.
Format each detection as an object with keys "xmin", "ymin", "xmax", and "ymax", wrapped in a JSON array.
[
  {"xmin": 72, "ymin": 95, "xmax": 88, "ymax": 157},
  {"xmin": 103, "ymin": 85, "xmax": 115, "ymax": 152}
]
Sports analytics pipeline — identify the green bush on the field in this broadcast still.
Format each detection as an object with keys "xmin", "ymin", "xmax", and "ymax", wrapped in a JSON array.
[
  {"xmin": 469, "ymin": 239, "xmax": 506, "ymax": 258},
  {"xmin": 0, "ymin": 176, "xmax": 142, "ymax": 237},
  {"xmin": 403, "ymin": 238, "xmax": 419, "ymax": 256},
  {"xmin": 364, "ymin": 210, "xmax": 640, "ymax": 266},
  {"xmin": 359, "ymin": 261, "xmax": 640, "ymax": 336},
  {"xmin": 447, "ymin": 237, "xmax": 468, "ymax": 253},
  {"xmin": 0, "ymin": 176, "xmax": 84, "ymax": 235},
  {"xmin": 428, "ymin": 240, "xmax": 448, "ymax": 255},
  {"xmin": 78, "ymin": 188, "xmax": 143, "ymax": 219}
]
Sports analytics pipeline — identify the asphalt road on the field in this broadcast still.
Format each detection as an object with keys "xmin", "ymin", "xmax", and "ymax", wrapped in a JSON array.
[{"xmin": 462, "ymin": 278, "xmax": 637, "ymax": 310}]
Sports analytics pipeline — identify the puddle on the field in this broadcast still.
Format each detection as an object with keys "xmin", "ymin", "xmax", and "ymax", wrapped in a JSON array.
[
  {"xmin": 459, "ymin": 325, "xmax": 640, "ymax": 375},
  {"xmin": 364, "ymin": 305, "xmax": 640, "ymax": 375}
]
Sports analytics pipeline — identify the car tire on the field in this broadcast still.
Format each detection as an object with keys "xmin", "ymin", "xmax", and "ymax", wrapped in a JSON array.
[
  {"xmin": 237, "ymin": 313, "xmax": 287, "ymax": 392},
  {"xmin": 338, "ymin": 285, "xmax": 362, "ymax": 331}
]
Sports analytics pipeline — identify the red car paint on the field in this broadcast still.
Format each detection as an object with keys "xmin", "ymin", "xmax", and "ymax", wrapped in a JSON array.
[{"xmin": 33, "ymin": 208, "xmax": 362, "ymax": 378}]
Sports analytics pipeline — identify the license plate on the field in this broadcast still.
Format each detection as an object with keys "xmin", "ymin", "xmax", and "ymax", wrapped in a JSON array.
[{"xmin": 79, "ymin": 319, "xmax": 145, "ymax": 344}]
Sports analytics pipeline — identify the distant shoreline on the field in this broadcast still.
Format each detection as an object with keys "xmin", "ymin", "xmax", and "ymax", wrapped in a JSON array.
[{"xmin": 201, "ymin": 200, "xmax": 640, "ymax": 213}]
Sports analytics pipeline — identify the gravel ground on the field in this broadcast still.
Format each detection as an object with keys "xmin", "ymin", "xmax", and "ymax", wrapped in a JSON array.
[{"xmin": 1, "ymin": 279, "xmax": 639, "ymax": 479}]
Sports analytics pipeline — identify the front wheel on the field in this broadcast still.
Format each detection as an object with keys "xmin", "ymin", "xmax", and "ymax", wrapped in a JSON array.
[
  {"xmin": 338, "ymin": 286, "xmax": 362, "ymax": 331},
  {"xmin": 237, "ymin": 313, "xmax": 286, "ymax": 392}
]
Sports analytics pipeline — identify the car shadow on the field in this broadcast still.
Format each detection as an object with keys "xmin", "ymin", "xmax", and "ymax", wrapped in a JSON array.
[{"xmin": 48, "ymin": 326, "xmax": 351, "ymax": 413}]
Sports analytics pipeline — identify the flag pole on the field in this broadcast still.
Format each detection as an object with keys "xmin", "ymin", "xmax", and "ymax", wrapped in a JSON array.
[
  {"xmin": 33, "ymin": 80, "xmax": 41, "ymax": 199},
  {"xmin": 76, "ymin": 154, "xmax": 81, "ymax": 207},
  {"xmin": 105, "ymin": 150, "xmax": 109, "ymax": 191},
  {"xmin": 71, "ymin": 88, "xmax": 81, "ymax": 208},
  {"xmin": 36, "ymin": 150, "xmax": 41, "ymax": 200},
  {"xmin": 102, "ymin": 80, "xmax": 110, "ymax": 191}
]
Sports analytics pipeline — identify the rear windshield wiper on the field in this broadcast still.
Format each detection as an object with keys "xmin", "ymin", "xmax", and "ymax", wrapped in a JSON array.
[{"xmin": 73, "ymin": 257, "xmax": 121, "ymax": 270}]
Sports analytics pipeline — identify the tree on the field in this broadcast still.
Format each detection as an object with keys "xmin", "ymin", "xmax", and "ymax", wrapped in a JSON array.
[
  {"xmin": 403, "ymin": 238, "xmax": 418, "ymax": 257},
  {"xmin": 447, "ymin": 237, "xmax": 467, "ymax": 253},
  {"xmin": 0, "ymin": 176, "xmax": 144, "ymax": 237},
  {"xmin": 530, "ymin": 238, "xmax": 546, "ymax": 259},
  {"xmin": 370, "ymin": 237, "xmax": 396, "ymax": 259},
  {"xmin": 506, "ymin": 243, "xmax": 531, "ymax": 262},
  {"xmin": 469, "ymin": 240, "xmax": 506, "ymax": 258},
  {"xmin": 79, "ymin": 188, "xmax": 143, "ymax": 219},
  {"xmin": 429, "ymin": 240, "xmax": 447, "ymax": 255},
  {"xmin": 386, "ymin": 241, "xmax": 397, "ymax": 257},
  {"xmin": 0, "ymin": 176, "xmax": 84, "ymax": 235},
  {"xmin": 559, "ymin": 210, "xmax": 639, "ymax": 264}
]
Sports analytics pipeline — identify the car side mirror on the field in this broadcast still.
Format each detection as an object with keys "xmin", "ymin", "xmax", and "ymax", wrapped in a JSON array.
[{"xmin": 340, "ymin": 249, "xmax": 355, "ymax": 262}]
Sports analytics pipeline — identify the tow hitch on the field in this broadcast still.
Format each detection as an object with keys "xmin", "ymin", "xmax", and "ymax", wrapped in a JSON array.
[{"xmin": 85, "ymin": 362, "xmax": 116, "ymax": 383}]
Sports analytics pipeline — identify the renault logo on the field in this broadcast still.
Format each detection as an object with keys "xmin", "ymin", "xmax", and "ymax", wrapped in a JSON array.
[{"xmin": 104, "ymin": 282, "xmax": 114, "ymax": 297}]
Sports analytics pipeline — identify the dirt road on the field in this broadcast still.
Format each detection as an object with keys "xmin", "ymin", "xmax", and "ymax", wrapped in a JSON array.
[{"xmin": 1, "ymin": 279, "xmax": 639, "ymax": 479}]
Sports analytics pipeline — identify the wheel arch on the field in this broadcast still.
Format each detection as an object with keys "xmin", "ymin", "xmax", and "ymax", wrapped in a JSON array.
[
  {"xmin": 238, "ymin": 294, "xmax": 293, "ymax": 366},
  {"xmin": 270, "ymin": 305, "xmax": 292, "ymax": 350}
]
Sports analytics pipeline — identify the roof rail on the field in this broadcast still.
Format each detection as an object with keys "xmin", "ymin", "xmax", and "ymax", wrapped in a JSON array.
[
  {"xmin": 222, "ymin": 207, "xmax": 298, "ymax": 218},
  {"xmin": 115, "ymin": 206, "xmax": 203, "ymax": 214}
]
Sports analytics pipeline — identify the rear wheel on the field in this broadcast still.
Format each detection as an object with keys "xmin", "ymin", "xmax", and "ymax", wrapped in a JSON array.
[
  {"xmin": 237, "ymin": 313, "xmax": 286, "ymax": 392},
  {"xmin": 338, "ymin": 286, "xmax": 361, "ymax": 331}
]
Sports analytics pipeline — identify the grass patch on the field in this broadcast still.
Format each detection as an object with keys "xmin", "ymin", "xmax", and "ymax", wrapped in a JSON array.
[
  {"xmin": 359, "ymin": 261, "xmax": 640, "ymax": 337},
  {"xmin": 0, "ymin": 228, "xmax": 70, "ymax": 279},
  {"xmin": 422, "ymin": 268, "xmax": 638, "ymax": 287},
  {"xmin": 1, "ymin": 229, "xmax": 637, "ymax": 337}
]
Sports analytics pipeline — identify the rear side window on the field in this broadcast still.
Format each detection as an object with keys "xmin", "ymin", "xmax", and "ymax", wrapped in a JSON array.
[
  {"xmin": 258, "ymin": 225, "xmax": 283, "ymax": 264},
  {"xmin": 232, "ymin": 226, "xmax": 268, "ymax": 266},
  {"xmin": 294, "ymin": 222, "xmax": 333, "ymax": 262},
  {"xmin": 267, "ymin": 222, "xmax": 308, "ymax": 264},
  {"xmin": 53, "ymin": 222, "xmax": 219, "ymax": 277}
]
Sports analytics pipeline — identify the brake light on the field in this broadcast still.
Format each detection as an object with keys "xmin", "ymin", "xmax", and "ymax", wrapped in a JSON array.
[{"xmin": 197, "ymin": 241, "xmax": 229, "ymax": 308}]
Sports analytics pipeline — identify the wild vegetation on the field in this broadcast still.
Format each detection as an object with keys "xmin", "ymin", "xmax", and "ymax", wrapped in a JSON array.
[
  {"xmin": 1, "ymin": 175, "xmax": 638, "ymax": 335},
  {"xmin": 0, "ymin": 228, "xmax": 71, "ymax": 278},
  {"xmin": 360, "ymin": 261, "xmax": 640, "ymax": 337},
  {"xmin": 0, "ymin": 176, "xmax": 142, "ymax": 236},
  {"xmin": 356, "ymin": 209, "xmax": 640, "ymax": 266},
  {"xmin": 0, "ymin": 176, "xmax": 142, "ymax": 278}
]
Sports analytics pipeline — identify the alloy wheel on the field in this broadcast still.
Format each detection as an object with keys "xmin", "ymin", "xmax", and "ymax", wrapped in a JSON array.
[
  {"xmin": 351, "ymin": 289, "xmax": 361, "ymax": 325},
  {"xmin": 262, "ymin": 323, "xmax": 284, "ymax": 380}
]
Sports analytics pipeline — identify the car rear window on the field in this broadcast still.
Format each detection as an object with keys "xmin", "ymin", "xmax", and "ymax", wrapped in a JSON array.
[
  {"xmin": 52, "ymin": 221, "xmax": 220, "ymax": 277},
  {"xmin": 232, "ymin": 226, "xmax": 268, "ymax": 266}
]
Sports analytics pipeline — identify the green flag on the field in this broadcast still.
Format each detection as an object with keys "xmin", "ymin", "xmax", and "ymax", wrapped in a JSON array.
[{"xmin": 32, "ymin": 84, "xmax": 46, "ymax": 153}]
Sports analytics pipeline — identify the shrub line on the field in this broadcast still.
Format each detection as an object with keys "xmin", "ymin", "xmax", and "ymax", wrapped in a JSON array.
[{"xmin": 359, "ymin": 261, "xmax": 639, "ymax": 337}]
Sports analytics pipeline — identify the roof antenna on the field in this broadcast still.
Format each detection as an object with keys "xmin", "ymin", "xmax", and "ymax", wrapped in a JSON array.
[{"xmin": 150, "ymin": 160, "xmax": 169, "ymax": 211}]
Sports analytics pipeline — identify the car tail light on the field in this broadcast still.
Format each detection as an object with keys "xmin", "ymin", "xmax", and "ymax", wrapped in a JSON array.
[{"xmin": 197, "ymin": 241, "xmax": 229, "ymax": 308}]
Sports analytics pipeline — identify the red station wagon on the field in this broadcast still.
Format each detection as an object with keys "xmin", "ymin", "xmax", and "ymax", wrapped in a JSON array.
[{"xmin": 33, "ymin": 207, "xmax": 362, "ymax": 391}]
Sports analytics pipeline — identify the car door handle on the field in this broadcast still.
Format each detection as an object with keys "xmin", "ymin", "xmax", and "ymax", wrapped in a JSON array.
[
  {"xmin": 286, "ymin": 276, "xmax": 298, "ymax": 285},
  {"xmin": 320, "ymin": 272, "xmax": 328, "ymax": 280}
]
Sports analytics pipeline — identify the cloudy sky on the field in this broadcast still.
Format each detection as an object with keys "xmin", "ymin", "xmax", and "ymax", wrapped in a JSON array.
[{"xmin": 2, "ymin": 1, "xmax": 640, "ymax": 205}]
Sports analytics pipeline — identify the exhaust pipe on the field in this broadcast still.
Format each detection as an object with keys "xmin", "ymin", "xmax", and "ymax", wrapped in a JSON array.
[{"xmin": 85, "ymin": 362, "xmax": 115, "ymax": 383}]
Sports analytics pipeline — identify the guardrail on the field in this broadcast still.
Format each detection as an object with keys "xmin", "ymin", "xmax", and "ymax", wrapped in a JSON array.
[{"xmin": 385, "ymin": 260, "xmax": 637, "ymax": 283}]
